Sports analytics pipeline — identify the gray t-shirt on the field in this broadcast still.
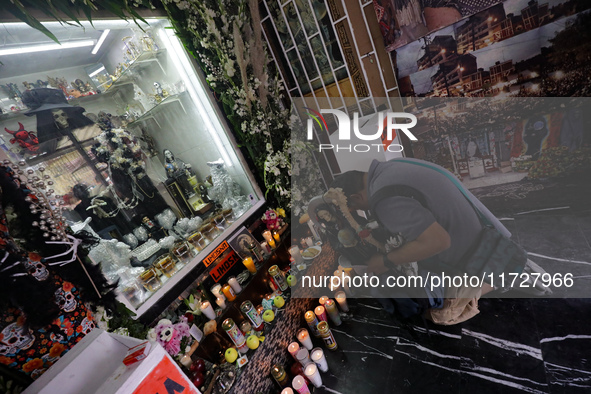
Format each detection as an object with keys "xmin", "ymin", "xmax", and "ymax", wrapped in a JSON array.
[{"xmin": 367, "ymin": 158, "xmax": 510, "ymax": 267}]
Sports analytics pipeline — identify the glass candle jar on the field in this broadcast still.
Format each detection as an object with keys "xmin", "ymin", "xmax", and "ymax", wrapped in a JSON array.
[
  {"xmin": 222, "ymin": 208, "xmax": 234, "ymax": 223},
  {"xmin": 201, "ymin": 223, "xmax": 219, "ymax": 241},
  {"xmin": 172, "ymin": 241, "xmax": 194, "ymax": 263},
  {"xmin": 213, "ymin": 214, "xmax": 227, "ymax": 230},
  {"xmin": 139, "ymin": 267, "xmax": 161, "ymax": 292},
  {"xmin": 154, "ymin": 254, "xmax": 177, "ymax": 278},
  {"xmin": 188, "ymin": 231, "xmax": 208, "ymax": 252},
  {"xmin": 222, "ymin": 284, "xmax": 236, "ymax": 301}
]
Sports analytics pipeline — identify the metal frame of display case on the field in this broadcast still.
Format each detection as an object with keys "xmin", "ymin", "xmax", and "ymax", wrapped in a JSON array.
[{"xmin": 0, "ymin": 10, "xmax": 266, "ymax": 319}]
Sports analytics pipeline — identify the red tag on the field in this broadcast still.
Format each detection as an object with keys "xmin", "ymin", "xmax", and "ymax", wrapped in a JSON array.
[{"xmin": 358, "ymin": 229, "xmax": 371, "ymax": 239}]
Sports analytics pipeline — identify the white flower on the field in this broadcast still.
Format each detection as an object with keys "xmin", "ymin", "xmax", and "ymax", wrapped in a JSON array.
[{"xmin": 147, "ymin": 328, "xmax": 158, "ymax": 342}]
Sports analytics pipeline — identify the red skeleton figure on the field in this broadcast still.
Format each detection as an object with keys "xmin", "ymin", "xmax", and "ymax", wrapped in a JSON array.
[{"xmin": 4, "ymin": 122, "xmax": 39, "ymax": 152}]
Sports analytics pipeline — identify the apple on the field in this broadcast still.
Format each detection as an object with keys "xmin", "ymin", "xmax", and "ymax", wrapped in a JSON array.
[
  {"xmin": 184, "ymin": 312, "xmax": 194, "ymax": 323},
  {"xmin": 193, "ymin": 359, "xmax": 206, "ymax": 374},
  {"xmin": 287, "ymin": 275, "xmax": 296, "ymax": 286},
  {"xmin": 225, "ymin": 347, "xmax": 238, "ymax": 363},
  {"xmin": 273, "ymin": 296, "xmax": 285, "ymax": 308},
  {"xmin": 191, "ymin": 372, "xmax": 204, "ymax": 388},
  {"xmin": 262, "ymin": 309, "xmax": 275, "ymax": 323},
  {"xmin": 246, "ymin": 335, "xmax": 260, "ymax": 350}
]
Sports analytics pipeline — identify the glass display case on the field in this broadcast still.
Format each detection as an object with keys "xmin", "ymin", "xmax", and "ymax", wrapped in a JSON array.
[{"xmin": 0, "ymin": 18, "xmax": 264, "ymax": 316}]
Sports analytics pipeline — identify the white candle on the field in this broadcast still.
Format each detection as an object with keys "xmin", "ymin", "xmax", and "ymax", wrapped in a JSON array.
[
  {"xmin": 307, "ymin": 220, "xmax": 321, "ymax": 242},
  {"xmin": 288, "ymin": 341, "xmax": 300, "ymax": 359},
  {"xmin": 335, "ymin": 291, "xmax": 349, "ymax": 312},
  {"xmin": 311, "ymin": 347, "xmax": 328, "ymax": 372},
  {"xmin": 228, "ymin": 277, "xmax": 242, "ymax": 294},
  {"xmin": 304, "ymin": 362, "xmax": 323, "ymax": 388},
  {"xmin": 305, "ymin": 237, "xmax": 314, "ymax": 247},
  {"xmin": 200, "ymin": 301, "xmax": 216, "ymax": 320},
  {"xmin": 215, "ymin": 297, "xmax": 226, "ymax": 310},
  {"xmin": 292, "ymin": 375, "xmax": 310, "ymax": 394},
  {"xmin": 281, "ymin": 388, "xmax": 295, "ymax": 394},
  {"xmin": 297, "ymin": 328, "xmax": 313, "ymax": 350},
  {"xmin": 211, "ymin": 284, "xmax": 223, "ymax": 299},
  {"xmin": 262, "ymin": 230, "xmax": 273, "ymax": 243},
  {"xmin": 296, "ymin": 348, "xmax": 310, "ymax": 366},
  {"xmin": 288, "ymin": 246, "xmax": 303, "ymax": 264}
]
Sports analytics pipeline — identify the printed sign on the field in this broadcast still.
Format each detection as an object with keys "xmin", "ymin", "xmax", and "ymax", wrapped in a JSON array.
[
  {"xmin": 132, "ymin": 355, "xmax": 199, "ymax": 394},
  {"xmin": 203, "ymin": 240, "xmax": 229, "ymax": 267},
  {"xmin": 209, "ymin": 250, "xmax": 240, "ymax": 283}
]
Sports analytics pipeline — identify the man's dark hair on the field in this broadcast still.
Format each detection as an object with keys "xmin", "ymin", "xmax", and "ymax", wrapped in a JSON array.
[{"xmin": 330, "ymin": 170, "xmax": 365, "ymax": 197}]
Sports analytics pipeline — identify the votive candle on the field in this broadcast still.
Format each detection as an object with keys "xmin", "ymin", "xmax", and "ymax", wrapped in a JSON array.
[
  {"xmin": 319, "ymin": 296, "xmax": 329, "ymax": 306},
  {"xmin": 228, "ymin": 276, "xmax": 242, "ymax": 294},
  {"xmin": 200, "ymin": 301, "xmax": 216, "ymax": 320},
  {"xmin": 211, "ymin": 284, "xmax": 224, "ymax": 299},
  {"xmin": 292, "ymin": 375, "xmax": 310, "ymax": 394},
  {"xmin": 335, "ymin": 291, "xmax": 349, "ymax": 312},
  {"xmin": 281, "ymin": 388, "xmax": 294, "ymax": 394},
  {"xmin": 296, "ymin": 348, "xmax": 310, "ymax": 366},
  {"xmin": 305, "ymin": 237, "xmax": 314, "ymax": 247},
  {"xmin": 273, "ymin": 230, "xmax": 280, "ymax": 242},
  {"xmin": 324, "ymin": 299, "xmax": 342, "ymax": 326},
  {"xmin": 242, "ymin": 256, "xmax": 257, "ymax": 274},
  {"xmin": 297, "ymin": 328, "xmax": 313, "ymax": 350},
  {"xmin": 288, "ymin": 341, "xmax": 300, "ymax": 359},
  {"xmin": 314, "ymin": 305, "xmax": 327, "ymax": 322},
  {"xmin": 216, "ymin": 297, "xmax": 226, "ymax": 310},
  {"xmin": 311, "ymin": 347, "xmax": 328, "ymax": 372},
  {"xmin": 262, "ymin": 230, "xmax": 273, "ymax": 243},
  {"xmin": 268, "ymin": 239, "xmax": 276, "ymax": 249},
  {"xmin": 304, "ymin": 362, "xmax": 323, "ymax": 388},
  {"xmin": 289, "ymin": 246, "xmax": 303, "ymax": 264}
]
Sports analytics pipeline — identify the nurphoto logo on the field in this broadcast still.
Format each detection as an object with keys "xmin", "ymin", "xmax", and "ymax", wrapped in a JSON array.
[{"xmin": 304, "ymin": 108, "xmax": 418, "ymax": 153}]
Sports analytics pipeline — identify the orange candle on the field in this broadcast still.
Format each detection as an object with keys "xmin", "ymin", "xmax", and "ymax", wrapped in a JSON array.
[
  {"xmin": 242, "ymin": 256, "xmax": 256, "ymax": 274},
  {"xmin": 222, "ymin": 284, "xmax": 236, "ymax": 301},
  {"xmin": 273, "ymin": 230, "xmax": 280, "ymax": 242},
  {"xmin": 268, "ymin": 239, "xmax": 276, "ymax": 249}
]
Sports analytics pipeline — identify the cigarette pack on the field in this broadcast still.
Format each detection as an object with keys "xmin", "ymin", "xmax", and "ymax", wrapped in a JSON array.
[{"xmin": 123, "ymin": 341, "xmax": 152, "ymax": 366}]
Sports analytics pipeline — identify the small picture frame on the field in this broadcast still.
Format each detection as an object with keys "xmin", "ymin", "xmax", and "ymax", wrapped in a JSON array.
[{"xmin": 227, "ymin": 226, "xmax": 263, "ymax": 259}]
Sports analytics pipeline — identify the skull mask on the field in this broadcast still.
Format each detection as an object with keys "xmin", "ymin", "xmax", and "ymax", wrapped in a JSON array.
[
  {"xmin": 79, "ymin": 317, "xmax": 95, "ymax": 335},
  {"xmin": 52, "ymin": 109, "xmax": 69, "ymax": 129},
  {"xmin": 159, "ymin": 326, "xmax": 174, "ymax": 342},
  {"xmin": 23, "ymin": 259, "xmax": 49, "ymax": 281},
  {"xmin": 0, "ymin": 322, "xmax": 35, "ymax": 355},
  {"xmin": 54, "ymin": 286, "xmax": 77, "ymax": 312}
]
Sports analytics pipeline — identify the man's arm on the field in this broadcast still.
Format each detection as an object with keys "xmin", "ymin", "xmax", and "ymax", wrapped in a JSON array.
[{"xmin": 366, "ymin": 222, "xmax": 450, "ymax": 274}]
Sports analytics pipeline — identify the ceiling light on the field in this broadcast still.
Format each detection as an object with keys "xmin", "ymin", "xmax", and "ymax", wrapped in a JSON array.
[
  {"xmin": 88, "ymin": 66, "xmax": 106, "ymax": 78},
  {"xmin": 0, "ymin": 40, "xmax": 95, "ymax": 56},
  {"xmin": 92, "ymin": 29, "xmax": 110, "ymax": 55}
]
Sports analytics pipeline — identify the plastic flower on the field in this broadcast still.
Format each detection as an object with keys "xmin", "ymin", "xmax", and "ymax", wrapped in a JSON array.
[{"xmin": 22, "ymin": 358, "xmax": 44, "ymax": 373}]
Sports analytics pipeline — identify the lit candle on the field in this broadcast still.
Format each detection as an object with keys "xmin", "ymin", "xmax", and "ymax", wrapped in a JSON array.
[
  {"xmin": 281, "ymin": 388, "xmax": 295, "ymax": 394},
  {"xmin": 216, "ymin": 297, "xmax": 226, "ymax": 310},
  {"xmin": 297, "ymin": 328, "xmax": 313, "ymax": 350},
  {"xmin": 211, "ymin": 284, "xmax": 224, "ymax": 299},
  {"xmin": 292, "ymin": 375, "xmax": 310, "ymax": 394},
  {"xmin": 200, "ymin": 301, "xmax": 216, "ymax": 320},
  {"xmin": 324, "ymin": 299, "xmax": 342, "ymax": 326},
  {"xmin": 305, "ymin": 237, "xmax": 314, "ymax": 247},
  {"xmin": 314, "ymin": 305, "xmax": 327, "ymax": 322},
  {"xmin": 319, "ymin": 296, "xmax": 329, "ymax": 306},
  {"xmin": 228, "ymin": 276, "xmax": 242, "ymax": 294},
  {"xmin": 288, "ymin": 341, "xmax": 300, "ymax": 359},
  {"xmin": 268, "ymin": 239, "xmax": 276, "ymax": 249},
  {"xmin": 260, "ymin": 241, "xmax": 272, "ymax": 255},
  {"xmin": 329, "ymin": 276, "xmax": 339, "ymax": 292},
  {"xmin": 273, "ymin": 230, "xmax": 280, "ymax": 242},
  {"xmin": 242, "ymin": 256, "xmax": 257, "ymax": 274},
  {"xmin": 296, "ymin": 348, "xmax": 311, "ymax": 367},
  {"xmin": 335, "ymin": 291, "xmax": 349, "ymax": 312},
  {"xmin": 304, "ymin": 362, "xmax": 323, "ymax": 388},
  {"xmin": 311, "ymin": 347, "xmax": 328, "ymax": 372},
  {"xmin": 262, "ymin": 230, "xmax": 273, "ymax": 243}
]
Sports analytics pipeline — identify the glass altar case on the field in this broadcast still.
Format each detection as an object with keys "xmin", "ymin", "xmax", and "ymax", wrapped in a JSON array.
[{"xmin": 0, "ymin": 18, "xmax": 264, "ymax": 317}]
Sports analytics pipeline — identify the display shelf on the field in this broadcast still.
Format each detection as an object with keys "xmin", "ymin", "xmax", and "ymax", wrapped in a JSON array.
[
  {"xmin": 127, "ymin": 91, "xmax": 188, "ymax": 128},
  {"xmin": 100, "ymin": 49, "xmax": 167, "ymax": 93}
]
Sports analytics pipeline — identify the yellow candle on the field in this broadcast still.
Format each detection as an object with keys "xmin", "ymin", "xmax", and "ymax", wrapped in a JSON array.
[
  {"xmin": 268, "ymin": 239, "xmax": 276, "ymax": 249},
  {"xmin": 273, "ymin": 230, "xmax": 280, "ymax": 242},
  {"xmin": 242, "ymin": 256, "xmax": 257, "ymax": 274}
]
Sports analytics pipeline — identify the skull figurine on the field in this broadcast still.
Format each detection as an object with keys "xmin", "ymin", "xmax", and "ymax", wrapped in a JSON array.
[
  {"xmin": 52, "ymin": 109, "xmax": 69, "ymax": 129},
  {"xmin": 54, "ymin": 286, "xmax": 77, "ymax": 313},
  {"xmin": 23, "ymin": 259, "xmax": 50, "ymax": 281},
  {"xmin": 0, "ymin": 322, "xmax": 35, "ymax": 355}
]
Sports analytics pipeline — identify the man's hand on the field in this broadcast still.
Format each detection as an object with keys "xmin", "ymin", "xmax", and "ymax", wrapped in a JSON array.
[{"xmin": 366, "ymin": 254, "xmax": 389, "ymax": 276}]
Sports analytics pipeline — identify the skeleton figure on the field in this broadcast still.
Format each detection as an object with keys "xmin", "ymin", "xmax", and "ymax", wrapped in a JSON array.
[
  {"xmin": 0, "ymin": 322, "xmax": 35, "ymax": 355},
  {"xmin": 54, "ymin": 285, "xmax": 77, "ymax": 313},
  {"xmin": 52, "ymin": 109, "xmax": 69, "ymax": 129},
  {"xmin": 79, "ymin": 317, "xmax": 95, "ymax": 335}
]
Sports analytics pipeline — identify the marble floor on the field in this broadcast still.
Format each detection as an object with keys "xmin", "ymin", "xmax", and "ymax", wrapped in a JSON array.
[{"xmin": 314, "ymin": 297, "xmax": 591, "ymax": 394}]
